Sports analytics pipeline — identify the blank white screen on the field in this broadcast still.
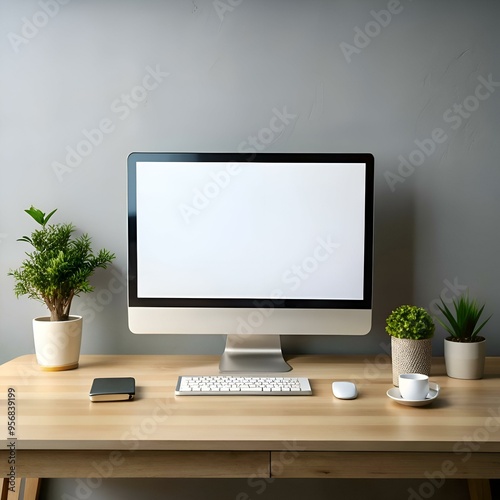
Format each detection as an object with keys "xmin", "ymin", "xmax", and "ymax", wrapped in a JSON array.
[{"xmin": 136, "ymin": 161, "xmax": 366, "ymax": 300}]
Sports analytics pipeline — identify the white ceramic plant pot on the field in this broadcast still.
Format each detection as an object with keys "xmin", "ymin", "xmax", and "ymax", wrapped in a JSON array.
[
  {"xmin": 444, "ymin": 337, "xmax": 486, "ymax": 379},
  {"xmin": 33, "ymin": 315, "xmax": 82, "ymax": 371},
  {"xmin": 391, "ymin": 337, "xmax": 432, "ymax": 386}
]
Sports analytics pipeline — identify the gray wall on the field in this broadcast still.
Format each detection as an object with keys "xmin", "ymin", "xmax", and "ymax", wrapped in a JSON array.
[{"xmin": 1, "ymin": 1, "xmax": 499, "ymax": 499}]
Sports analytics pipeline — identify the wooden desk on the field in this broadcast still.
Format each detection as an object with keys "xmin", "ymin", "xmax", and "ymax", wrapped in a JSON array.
[{"xmin": 1, "ymin": 354, "xmax": 500, "ymax": 500}]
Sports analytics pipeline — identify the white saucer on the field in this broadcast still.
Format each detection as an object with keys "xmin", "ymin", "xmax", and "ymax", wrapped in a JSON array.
[{"xmin": 387, "ymin": 382, "xmax": 440, "ymax": 406}]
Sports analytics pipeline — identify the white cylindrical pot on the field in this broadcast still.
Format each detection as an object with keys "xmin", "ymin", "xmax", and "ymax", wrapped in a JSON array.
[
  {"xmin": 33, "ymin": 315, "xmax": 82, "ymax": 371},
  {"xmin": 444, "ymin": 338, "xmax": 486, "ymax": 379},
  {"xmin": 391, "ymin": 337, "xmax": 432, "ymax": 386}
]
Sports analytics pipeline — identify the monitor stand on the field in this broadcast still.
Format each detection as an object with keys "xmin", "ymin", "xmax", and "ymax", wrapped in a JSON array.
[{"xmin": 219, "ymin": 334, "xmax": 292, "ymax": 373}]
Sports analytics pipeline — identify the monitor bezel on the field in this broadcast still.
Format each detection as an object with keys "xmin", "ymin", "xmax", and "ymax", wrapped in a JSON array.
[{"xmin": 127, "ymin": 152, "xmax": 374, "ymax": 312}]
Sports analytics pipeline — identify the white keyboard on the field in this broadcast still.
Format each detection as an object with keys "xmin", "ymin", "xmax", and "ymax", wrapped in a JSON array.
[{"xmin": 175, "ymin": 375, "xmax": 312, "ymax": 395}]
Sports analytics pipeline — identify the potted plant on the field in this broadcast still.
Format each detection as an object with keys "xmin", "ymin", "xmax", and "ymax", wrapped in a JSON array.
[
  {"xmin": 9, "ymin": 206, "xmax": 115, "ymax": 371},
  {"xmin": 436, "ymin": 293, "xmax": 492, "ymax": 379},
  {"xmin": 385, "ymin": 305, "xmax": 435, "ymax": 386}
]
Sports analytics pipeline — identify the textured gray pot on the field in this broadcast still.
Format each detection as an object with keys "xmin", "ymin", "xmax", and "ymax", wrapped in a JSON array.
[
  {"xmin": 444, "ymin": 337, "xmax": 486, "ymax": 379},
  {"xmin": 391, "ymin": 337, "xmax": 432, "ymax": 386}
]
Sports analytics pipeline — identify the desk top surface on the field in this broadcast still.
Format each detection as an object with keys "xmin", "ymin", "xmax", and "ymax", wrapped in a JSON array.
[{"xmin": 1, "ymin": 354, "xmax": 500, "ymax": 452}]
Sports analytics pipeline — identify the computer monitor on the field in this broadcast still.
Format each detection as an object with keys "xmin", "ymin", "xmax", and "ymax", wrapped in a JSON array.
[{"xmin": 127, "ymin": 152, "xmax": 374, "ymax": 372}]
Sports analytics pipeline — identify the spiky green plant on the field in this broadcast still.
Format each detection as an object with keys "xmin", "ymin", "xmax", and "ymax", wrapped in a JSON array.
[
  {"xmin": 9, "ymin": 206, "xmax": 115, "ymax": 321},
  {"xmin": 436, "ymin": 294, "xmax": 491, "ymax": 342},
  {"xmin": 385, "ymin": 305, "xmax": 435, "ymax": 340}
]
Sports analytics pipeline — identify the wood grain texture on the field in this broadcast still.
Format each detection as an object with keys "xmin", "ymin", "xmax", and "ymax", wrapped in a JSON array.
[
  {"xmin": 270, "ymin": 451, "xmax": 500, "ymax": 478},
  {"xmin": 468, "ymin": 479, "xmax": 493, "ymax": 500},
  {"xmin": 0, "ymin": 479, "xmax": 9, "ymax": 500},
  {"xmin": 21, "ymin": 479, "xmax": 40, "ymax": 500},
  {"xmin": 0, "ymin": 354, "xmax": 499, "ymax": 483},
  {"xmin": 10, "ymin": 451, "xmax": 269, "ymax": 479},
  {"xmin": 0, "ymin": 478, "xmax": 20, "ymax": 500}
]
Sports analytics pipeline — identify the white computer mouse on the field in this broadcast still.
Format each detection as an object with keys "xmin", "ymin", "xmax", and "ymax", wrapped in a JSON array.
[{"xmin": 332, "ymin": 381, "xmax": 358, "ymax": 400}]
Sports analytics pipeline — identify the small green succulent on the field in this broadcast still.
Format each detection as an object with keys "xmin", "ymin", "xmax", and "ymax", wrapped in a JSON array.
[
  {"xmin": 385, "ymin": 305, "xmax": 435, "ymax": 340},
  {"xmin": 436, "ymin": 293, "xmax": 491, "ymax": 342}
]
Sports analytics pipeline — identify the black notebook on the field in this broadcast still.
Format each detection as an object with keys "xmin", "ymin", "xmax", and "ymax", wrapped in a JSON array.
[{"xmin": 89, "ymin": 377, "xmax": 135, "ymax": 402}]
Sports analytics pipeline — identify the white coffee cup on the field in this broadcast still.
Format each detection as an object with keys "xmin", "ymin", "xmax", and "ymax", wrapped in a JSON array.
[{"xmin": 399, "ymin": 373, "xmax": 429, "ymax": 400}]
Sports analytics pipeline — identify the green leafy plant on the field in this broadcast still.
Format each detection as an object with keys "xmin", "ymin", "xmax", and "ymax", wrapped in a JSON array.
[
  {"xmin": 9, "ymin": 206, "xmax": 115, "ymax": 321},
  {"xmin": 436, "ymin": 293, "xmax": 492, "ymax": 342},
  {"xmin": 385, "ymin": 305, "xmax": 435, "ymax": 340}
]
